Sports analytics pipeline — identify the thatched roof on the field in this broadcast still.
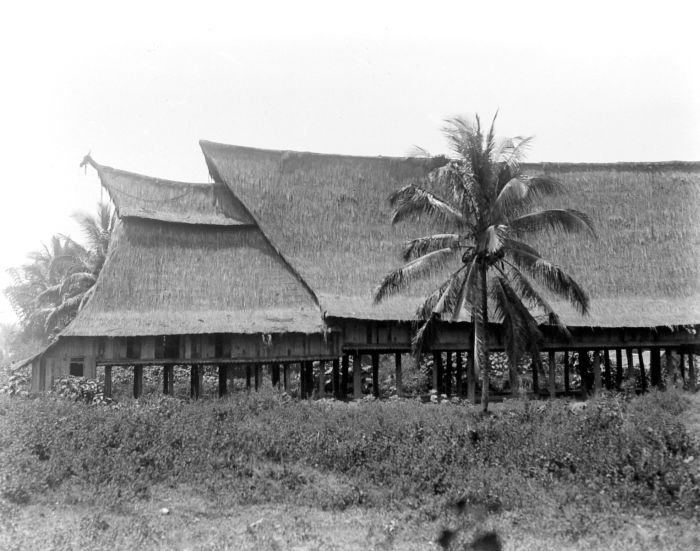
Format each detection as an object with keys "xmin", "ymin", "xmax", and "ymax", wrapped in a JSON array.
[
  {"xmin": 200, "ymin": 141, "xmax": 700, "ymax": 328},
  {"xmin": 63, "ymin": 164, "xmax": 324, "ymax": 336},
  {"xmin": 90, "ymin": 160, "xmax": 254, "ymax": 226}
]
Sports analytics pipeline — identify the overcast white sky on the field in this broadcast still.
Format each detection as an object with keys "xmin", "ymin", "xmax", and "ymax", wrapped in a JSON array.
[{"xmin": 0, "ymin": 1, "xmax": 697, "ymax": 324}]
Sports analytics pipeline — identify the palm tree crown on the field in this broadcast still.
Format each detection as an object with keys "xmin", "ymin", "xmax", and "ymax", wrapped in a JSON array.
[
  {"xmin": 5, "ymin": 202, "xmax": 115, "ymax": 340},
  {"xmin": 374, "ymin": 114, "xmax": 595, "ymax": 410}
]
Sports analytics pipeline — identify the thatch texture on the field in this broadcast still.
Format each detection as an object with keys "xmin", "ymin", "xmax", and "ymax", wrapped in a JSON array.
[
  {"xmin": 63, "ymin": 216, "xmax": 323, "ymax": 336},
  {"xmin": 201, "ymin": 141, "xmax": 700, "ymax": 328},
  {"xmin": 94, "ymin": 162, "xmax": 254, "ymax": 226}
]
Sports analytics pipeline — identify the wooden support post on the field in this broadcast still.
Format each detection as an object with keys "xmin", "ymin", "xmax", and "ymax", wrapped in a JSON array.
[
  {"xmin": 615, "ymin": 349, "xmax": 623, "ymax": 390},
  {"xmin": 455, "ymin": 352, "xmax": 463, "ymax": 396},
  {"xmin": 508, "ymin": 355, "xmax": 519, "ymax": 396},
  {"xmin": 689, "ymin": 353, "xmax": 696, "ymax": 392},
  {"xmin": 466, "ymin": 349, "xmax": 476, "ymax": 403},
  {"xmin": 133, "ymin": 365, "xmax": 143, "ymax": 399},
  {"xmin": 395, "ymin": 353, "xmax": 403, "ymax": 397},
  {"xmin": 271, "ymin": 364, "xmax": 280, "ymax": 387},
  {"xmin": 341, "ymin": 354, "xmax": 349, "ymax": 399},
  {"xmin": 104, "ymin": 365, "xmax": 112, "ymax": 398},
  {"xmin": 218, "ymin": 365, "xmax": 227, "ymax": 397},
  {"xmin": 665, "ymin": 349, "xmax": 676, "ymax": 388},
  {"xmin": 299, "ymin": 362, "xmax": 307, "ymax": 399},
  {"xmin": 531, "ymin": 355, "xmax": 539, "ymax": 394},
  {"xmin": 353, "ymin": 353, "xmax": 362, "ymax": 399},
  {"xmin": 579, "ymin": 351, "xmax": 590, "ymax": 397},
  {"xmin": 190, "ymin": 365, "xmax": 200, "ymax": 399},
  {"xmin": 548, "ymin": 351, "xmax": 556, "ymax": 399},
  {"xmin": 593, "ymin": 350, "xmax": 602, "ymax": 394},
  {"xmin": 162, "ymin": 365, "xmax": 174, "ymax": 395},
  {"xmin": 626, "ymin": 348, "xmax": 634, "ymax": 389},
  {"xmin": 246, "ymin": 365, "xmax": 252, "ymax": 389},
  {"xmin": 445, "ymin": 352, "xmax": 453, "ymax": 396},
  {"xmin": 679, "ymin": 353, "xmax": 686, "ymax": 384},
  {"xmin": 371, "ymin": 353, "xmax": 379, "ymax": 398},
  {"xmin": 317, "ymin": 361, "xmax": 326, "ymax": 398},
  {"xmin": 638, "ymin": 349, "xmax": 647, "ymax": 393},
  {"xmin": 255, "ymin": 364, "xmax": 262, "ymax": 391},
  {"xmin": 650, "ymin": 348, "xmax": 661, "ymax": 387},
  {"xmin": 283, "ymin": 363, "xmax": 290, "ymax": 392},
  {"xmin": 306, "ymin": 361, "xmax": 314, "ymax": 397},
  {"xmin": 433, "ymin": 352, "xmax": 443, "ymax": 394},
  {"xmin": 603, "ymin": 350, "xmax": 612, "ymax": 390},
  {"xmin": 563, "ymin": 351, "xmax": 570, "ymax": 395},
  {"xmin": 332, "ymin": 358, "xmax": 340, "ymax": 399}
]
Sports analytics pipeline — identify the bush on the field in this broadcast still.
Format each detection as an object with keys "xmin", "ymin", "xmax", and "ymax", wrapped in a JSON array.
[{"xmin": 0, "ymin": 389, "xmax": 697, "ymax": 516}]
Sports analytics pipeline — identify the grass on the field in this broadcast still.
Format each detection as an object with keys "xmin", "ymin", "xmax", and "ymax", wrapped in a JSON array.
[{"xmin": 0, "ymin": 387, "xmax": 699, "ymax": 549}]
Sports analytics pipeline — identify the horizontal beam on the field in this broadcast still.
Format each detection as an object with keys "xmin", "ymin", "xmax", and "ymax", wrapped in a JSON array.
[{"xmin": 96, "ymin": 355, "xmax": 340, "ymax": 366}]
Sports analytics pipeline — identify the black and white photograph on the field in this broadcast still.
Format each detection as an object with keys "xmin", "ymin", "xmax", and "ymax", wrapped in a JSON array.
[{"xmin": 0, "ymin": 1, "xmax": 698, "ymax": 549}]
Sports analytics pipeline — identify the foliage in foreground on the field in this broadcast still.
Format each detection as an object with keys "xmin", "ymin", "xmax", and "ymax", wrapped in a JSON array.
[{"xmin": 1, "ymin": 389, "xmax": 697, "ymax": 527}]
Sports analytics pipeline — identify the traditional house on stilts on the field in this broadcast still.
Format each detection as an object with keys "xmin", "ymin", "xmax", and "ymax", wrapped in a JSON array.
[{"xmin": 24, "ymin": 143, "xmax": 700, "ymax": 399}]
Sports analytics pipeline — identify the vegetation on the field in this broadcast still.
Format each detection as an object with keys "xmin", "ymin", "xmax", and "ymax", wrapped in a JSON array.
[
  {"xmin": 3, "ymin": 202, "xmax": 114, "ymax": 343},
  {"xmin": 375, "ymin": 114, "xmax": 595, "ymax": 411},
  {"xmin": 0, "ymin": 389, "xmax": 698, "ymax": 549}
]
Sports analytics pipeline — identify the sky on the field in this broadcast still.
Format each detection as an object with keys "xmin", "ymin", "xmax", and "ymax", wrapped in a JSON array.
[{"xmin": 0, "ymin": 0, "xmax": 697, "ymax": 324}]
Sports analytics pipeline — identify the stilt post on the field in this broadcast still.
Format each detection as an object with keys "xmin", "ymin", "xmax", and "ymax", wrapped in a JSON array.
[
  {"xmin": 563, "ymin": 351, "xmax": 570, "ymax": 395},
  {"xmin": 615, "ymin": 349, "xmax": 623, "ymax": 390},
  {"xmin": 332, "ymin": 358, "xmax": 340, "ymax": 399},
  {"xmin": 638, "ymin": 348, "xmax": 647, "ymax": 393},
  {"xmin": 593, "ymin": 350, "xmax": 602, "ymax": 394},
  {"xmin": 218, "ymin": 365, "xmax": 228, "ymax": 397},
  {"xmin": 603, "ymin": 350, "xmax": 612, "ymax": 390},
  {"xmin": 104, "ymin": 365, "xmax": 112, "ymax": 398},
  {"xmin": 341, "ymin": 354, "xmax": 349, "ymax": 399},
  {"xmin": 689, "ymin": 353, "xmax": 696, "ymax": 392},
  {"xmin": 190, "ymin": 365, "xmax": 200, "ymax": 399},
  {"xmin": 548, "ymin": 350, "xmax": 556, "ymax": 399},
  {"xmin": 353, "ymin": 353, "xmax": 362, "ymax": 399},
  {"xmin": 395, "ymin": 353, "xmax": 403, "ymax": 397},
  {"xmin": 371, "ymin": 352, "xmax": 380, "ymax": 398},
  {"xmin": 133, "ymin": 365, "xmax": 143, "ymax": 399},
  {"xmin": 650, "ymin": 348, "xmax": 661, "ymax": 387}
]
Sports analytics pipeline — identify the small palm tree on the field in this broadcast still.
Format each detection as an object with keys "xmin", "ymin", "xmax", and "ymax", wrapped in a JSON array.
[
  {"xmin": 5, "ymin": 202, "xmax": 115, "ymax": 339},
  {"xmin": 374, "ymin": 114, "xmax": 595, "ymax": 411}
]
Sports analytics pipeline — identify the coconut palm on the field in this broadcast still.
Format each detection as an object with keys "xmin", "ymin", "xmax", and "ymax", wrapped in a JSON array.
[
  {"xmin": 374, "ymin": 114, "xmax": 595, "ymax": 411},
  {"xmin": 5, "ymin": 202, "xmax": 115, "ymax": 339}
]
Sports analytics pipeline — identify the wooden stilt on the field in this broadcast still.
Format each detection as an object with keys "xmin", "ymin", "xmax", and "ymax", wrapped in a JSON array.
[
  {"xmin": 353, "ymin": 353, "xmax": 362, "ymax": 399},
  {"xmin": 341, "ymin": 354, "xmax": 349, "ymax": 399},
  {"xmin": 689, "ymin": 353, "xmax": 696, "ymax": 392},
  {"xmin": 509, "ymin": 354, "xmax": 519, "ymax": 396},
  {"xmin": 271, "ymin": 364, "xmax": 280, "ymax": 387},
  {"xmin": 548, "ymin": 351, "xmax": 556, "ymax": 399},
  {"xmin": 190, "ymin": 365, "xmax": 200, "ymax": 399},
  {"xmin": 306, "ymin": 361, "xmax": 315, "ymax": 397},
  {"xmin": 133, "ymin": 365, "xmax": 143, "ymax": 399},
  {"xmin": 318, "ymin": 361, "xmax": 326, "ymax": 398},
  {"xmin": 466, "ymin": 349, "xmax": 476, "ymax": 403},
  {"xmin": 371, "ymin": 353, "xmax": 380, "ymax": 398},
  {"xmin": 445, "ymin": 352, "xmax": 453, "ymax": 396},
  {"xmin": 615, "ymin": 349, "xmax": 623, "ymax": 390},
  {"xmin": 650, "ymin": 348, "xmax": 661, "ymax": 387},
  {"xmin": 395, "ymin": 353, "xmax": 403, "ymax": 397},
  {"xmin": 455, "ymin": 352, "xmax": 463, "ymax": 396},
  {"xmin": 638, "ymin": 349, "xmax": 647, "ymax": 393},
  {"xmin": 283, "ymin": 363, "xmax": 290, "ymax": 392},
  {"xmin": 603, "ymin": 350, "xmax": 612, "ymax": 390},
  {"xmin": 679, "ymin": 353, "xmax": 686, "ymax": 384},
  {"xmin": 593, "ymin": 350, "xmax": 602, "ymax": 394},
  {"xmin": 531, "ymin": 355, "xmax": 539, "ymax": 395},
  {"xmin": 299, "ymin": 362, "xmax": 307, "ymax": 399},
  {"xmin": 218, "ymin": 365, "xmax": 228, "ymax": 397},
  {"xmin": 104, "ymin": 365, "xmax": 112, "ymax": 398},
  {"xmin": 563, "ymin": 351, "xmax": 570, "ymax": 395},
  {"xmin": 579, "ymin": 351, "xmax": 591, "ymax": 397},
  {"xmin": 163, "ymin": 365, "xmax": 174, "ymax": 395},
  {"xmin": 332, "ymin": 358, "xmax": 340, "ymax": 399},
  {"xmin": 246, "ymin": 365, "xmax": 252, "ymax": 389},
  {"xmin": 433, "ymin": 352, "xmax": 443, "ymax": 394},
  {"xmin": 626, "ymin": 348, "xmax": 634, "ymax": 389},
  {"xmin": 255, "ymin": 364, "xmax": 262, "ymax": 391},
  {"xmin": 665, "ymin": 349, "xmax": 674, "ymax": 387}
]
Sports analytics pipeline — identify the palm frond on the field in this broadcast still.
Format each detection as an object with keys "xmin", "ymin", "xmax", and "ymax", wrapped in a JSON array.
[
  {"xmin": 495, "ymin": 175, "xmax": 567, "ymax": 219},
  {"xmin": 510, "ymin": 208, "xmax": 596, "ymax": 237},
  {"xmin": 451, "ymin": 253, "xmax": 479, "ymax": 322},
  {"xmin": 43, "ymin": 294, "xmax": 83, "ymax": 334},
  {"xmin": 507, "ymin": 248, "xmax": 590, "ymax": 315},
  {"xmin": 389, "ymin": 185, "xmax": 466, "ymax": 227},
  {"xmin": 491, "ymin": 276, "xmax": 543, "ymax": 368},
  {"xmin": 402, "ymin": 234, "xmax": 466, "ymax": 261},
  {"xmin": 373, "ymin": 248, "xmax": 458, "ymax": 303}
]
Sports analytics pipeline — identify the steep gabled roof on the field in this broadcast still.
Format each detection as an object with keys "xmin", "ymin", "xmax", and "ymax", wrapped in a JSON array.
[
  {"xmin": 200, "ymin": 141, "xmax": 700, "ymax": 327},
  {"xmin": 62, "ymin": 161, "xmax": 324, "ymax": 336}
]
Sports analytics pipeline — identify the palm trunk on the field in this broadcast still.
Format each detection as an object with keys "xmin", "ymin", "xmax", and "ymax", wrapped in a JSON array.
[{"xmin": 480, "ymin": 261, "xmax": 490, "ymax": 413}]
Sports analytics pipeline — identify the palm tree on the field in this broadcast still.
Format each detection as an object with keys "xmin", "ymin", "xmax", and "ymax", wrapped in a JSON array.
[
  {"xmin": 5, "ymin": 202, "xmax": 115, "ymax": 340},
  {"xmin": 374, "ymin": 114, "xmax": 595, "ymax": 411}
]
